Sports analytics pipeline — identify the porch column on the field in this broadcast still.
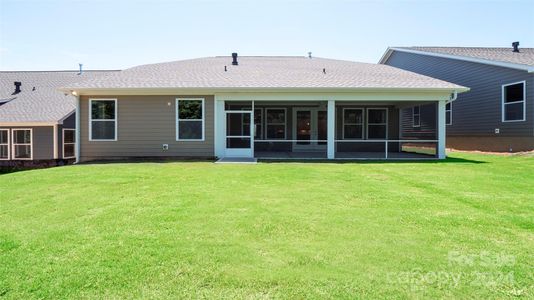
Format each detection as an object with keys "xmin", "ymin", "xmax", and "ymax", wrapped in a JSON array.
[
  {"xmin": 327, "ymin": 100, "xmax": 335, "ymax": 159},
  {"xmin": 437, "ymin": 100, "xmax": 446, "ymax": 159},
  {"xmin": 214, "ymin": 98, "xmax": 225, "ymax": 158}
]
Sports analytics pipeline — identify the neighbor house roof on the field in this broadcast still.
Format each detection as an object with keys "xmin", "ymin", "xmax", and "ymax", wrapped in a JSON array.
[
  {"xmin": 0, "ymin": 70, "xmax": 119, "ymax": 124},
  {"xmin": 379, "ymin": 47, "xmax": 534, "ymax": 72},
  {"xmin": 63, "ymin": 56, "xmax": 467, "ymax": 92}
]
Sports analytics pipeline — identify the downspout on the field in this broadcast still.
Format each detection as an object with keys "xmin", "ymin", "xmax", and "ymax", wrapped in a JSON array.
[
  {"xmin": 449, "ymin": 90, "xmax": 458, "ymax": 102},
  {"xmin": 53, "ymin": 124, "xmax": 58, "ymax": 159},
  {"xmin": 74, "ymin": 93, "xmax": 80, "ymax": 164}
]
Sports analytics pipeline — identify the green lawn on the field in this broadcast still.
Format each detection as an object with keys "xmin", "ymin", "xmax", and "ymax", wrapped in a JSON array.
[{"xmin": 0, "ymin": 153, "xmax": 533, "ymax": 299}]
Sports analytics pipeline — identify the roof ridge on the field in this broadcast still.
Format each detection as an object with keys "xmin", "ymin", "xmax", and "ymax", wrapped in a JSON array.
[{"xmin": 0, "ymin": 70, "xmax": 121, "ymax": 73}]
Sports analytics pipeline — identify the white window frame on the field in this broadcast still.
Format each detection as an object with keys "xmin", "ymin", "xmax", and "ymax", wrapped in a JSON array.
[
  {"xmin": 412, "ymin": 105, "xmax": 421, "ymax": 127},
  {"xmin": 366, "ymin": 108, "xmax": 388, "ymax": 140},
  {"xmin": 446, "ymin": 102, "xmax": 452, "ymax": 125},
  {"xmin": 0, "ymin": 129, "xmax": 9, "ymax": 160},
  {"xmin": 12, "ymin": 128, "xmax": 33, "ymax": 160},
  {"xmin": 265, "ymin": 108, "xmax": 287, "ymax": 140},
  {"xmin": 176, "ymin": 98, "xmax": 205, "ymax": 141},
  {"xmin": 62, "ymin": 128, "xmax": 76, "ymax": 159},
  {"xmin": 342, "ymin": 108, "xmax": 364, "ymax": 140},
  {"xmin": 89, "ymin": 98, "xmax": 118, "ymax": 141},
  {"xmin": 502, "ymin": 81, "xmax": 526, "ymax": 122}
]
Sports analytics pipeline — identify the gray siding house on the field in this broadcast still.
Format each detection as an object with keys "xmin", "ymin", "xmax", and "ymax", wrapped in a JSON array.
[
  {"xmin": 380, "ymin": 45, "xmax": 534, "ymax": 152},
  {"xmin": 61, "ymin": 55, "xmax": 467, "ymax": 162},
  {"xmin": 0, "ymin": 70, "xmax": 118, "ymax": 168}
]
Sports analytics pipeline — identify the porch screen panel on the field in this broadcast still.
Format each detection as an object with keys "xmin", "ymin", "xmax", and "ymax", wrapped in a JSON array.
[
  {"xmin": 226, "ymin": 112, "xmax": 251, "ymax": 148},
  {"xmin": 367, "ymin": 108, "xmax": 387, "ymax": 139}
]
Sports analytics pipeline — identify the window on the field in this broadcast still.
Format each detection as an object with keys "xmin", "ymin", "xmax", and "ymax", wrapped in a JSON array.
[
  {"xmin": 502, "ymin": 81, "xmax": 526, "ymax": 122},
  {"xmin": 90, "ymin": 99, "xmax": 117, "ymax": 141},
  {"xmin": 254, "ymin": 108, "xmax": 263, "ymax": 140},
  {"xmin": 0, "ymin": 129, "xmax": 9, "ymax": 160},
  {"xmin": 176, "ymin": 98, "xmax": 204, "ymax": 141},
  {"xmin": 63, "ymin": 129, "xmax": 76, "ymax": 159},
  {"xmin": 265, "ymin": 108, "xmax": 286, "ymax": 139},
  {"xmin": 12, "ymin": 129, "xmax": 32, "ymax": 160},
  {"xmin": 412, "ymin": 105, "xmax": 421, "ymax": 127},
  {"xmin": 343, "ymin": 108, "xmax": 363, "ymax": 139},
  {"xmin": 446, "ymin": 102, "xmax": 452, "ymax": 125},
  {"xmin": 367, "ymin": 108, "xmax": 387, "ymax": 139}
]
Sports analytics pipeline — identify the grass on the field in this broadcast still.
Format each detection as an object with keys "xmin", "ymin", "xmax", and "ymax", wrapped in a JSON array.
[{"xmin": 0, "ymin": 152, "xmax": 533, "ymax": 299}]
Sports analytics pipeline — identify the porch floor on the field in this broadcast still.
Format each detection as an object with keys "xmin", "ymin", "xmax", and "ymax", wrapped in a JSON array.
[{"xmin": 255, "ymin": 151, "xmax": 436, "ymax": 160}]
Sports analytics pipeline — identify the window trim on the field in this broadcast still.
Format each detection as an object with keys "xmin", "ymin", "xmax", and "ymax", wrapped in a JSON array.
[
  {"xmin": 176, "ymin": 98, "xmax": 205, "ymax": 141},
  {"xmin": 412, "ymin": 105, "xmax": 421, "ymax": 127},
  {"xmin": 11, "ymin": 128, "xmax": 33, "ymax": 160},
  {"xmin": 265, "ymin": 108, "xmax": 287, "ymax": 140},
  {"xmin": 89, "ymin": 98, "xmax": 118, "ymax": 141},
  {"xmin": 366, "ymin": 108, "xmax": 388, "ymax": 140},
  {"xmin": 0, "ymin": 129, "xmax": 10, "ymax": 160},
  {"xmin": 501, "ymin": 81, "xmax": 526, "ymax": 123},
  {"xmin": 62, "ymin": 128, "xmax": 76, "ymax": 159},
  {"xmin": 446, "ymin": 102, "xmax": 452, "ymax": 126},
  {"xmin": 342, "ymin": 108, "xmax": 364, "ymax": 140}
]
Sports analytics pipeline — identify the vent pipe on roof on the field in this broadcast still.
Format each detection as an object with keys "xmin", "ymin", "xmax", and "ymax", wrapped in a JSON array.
[
  {"xmin": 308, "ymin": 52, "xmax": 312, "ymax": 58},
  {"xmin": 78, "ymin": 63, "xmax": 83, "ymax": 75},
  {"xmin": 232, "ymin": 53, "xmax": 238, "ymax": 65},
  {"xmin": 13, "ymin": 81, "xmax": 21, "ymax": 94},
  {"xmin": 512, "ymin": 42, "xmax": 520, "ymax": 52}
]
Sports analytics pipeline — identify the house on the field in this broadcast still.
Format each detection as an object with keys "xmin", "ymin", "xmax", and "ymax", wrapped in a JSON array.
[
  {"xmin": 62, "ymin": 54, "xmax": 468, "ymax": 162},
  {"xmin": 379, "ymin": 43, "xmax": 534, "ymax": 152},
  {"xmin": 0, "ymin": 70, "xmax": 118, "ymax": 168}
]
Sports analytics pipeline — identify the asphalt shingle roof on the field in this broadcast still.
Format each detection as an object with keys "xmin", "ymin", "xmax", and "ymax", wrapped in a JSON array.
[
  {"xmin": 0, "ymin": 71, "xmax": 118, "ymax": 123},
  {"xmin": 64, "ymin": 56, "xmax": 465, "ymax": 90},
  {"xmin": 397, "ymin": 47, "xmax": 534, "ymax": 67}
]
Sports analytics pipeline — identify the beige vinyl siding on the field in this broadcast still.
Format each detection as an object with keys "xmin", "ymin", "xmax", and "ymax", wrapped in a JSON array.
[
  {"xmin": 0, "ymin": 126, "xmax": 54, "ymax": 160},
  {"xmin": 79, "ymin": 95, "xmax": 214, "ymax": 162}
]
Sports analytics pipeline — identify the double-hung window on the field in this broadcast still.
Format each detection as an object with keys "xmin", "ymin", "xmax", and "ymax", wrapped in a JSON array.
[
  {"xmin": 265, "ymin": 108, "xmax": 286, "ymax": 139},
  {"xmin": 63, "ymin": 129, "xmax": 76, "ymax": 159},
  {"xmin": 412, "ymin": 106, "xmax": 421, "ymax": 127},
  {"xmin": 176, "ymin": 98, "xmax": 204, "ymax": 141},
  {"xmin": 0, "ymin": 129, "xmax": 9, "ymax": 160},
  {"xmin": 446, "ymin": 102, "xmax": 452, "ymax": 125},
  {"xmin": 90, "ymin": 99, "xmax": 117, "ymax": 141},
  {"xmin": 502, "ymin": 81, "xmax": 526, "ymax": 122},
  {"xmin": 343, "ymin": 108, "xmax": 363, "ymax": 139},
  {"xmin": 367, "ymin": 108, "xmax": 387, "ymax": 139},
  {"xmin": 12, "ymin": 129, "xmax": 32, "ymax": 160}
]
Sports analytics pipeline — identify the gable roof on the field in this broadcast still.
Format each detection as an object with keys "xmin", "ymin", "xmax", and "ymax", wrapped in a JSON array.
[
  {"xmin": 63, "ymin": 56, "xmax": 467, "ymax": 92},
  {"xmin": 0, "ymin": 70, "xmax": 119, "ymax": 124},
  {"xmin": 379, "ymin": 47, "xmax": 534, "ymax": 72}
]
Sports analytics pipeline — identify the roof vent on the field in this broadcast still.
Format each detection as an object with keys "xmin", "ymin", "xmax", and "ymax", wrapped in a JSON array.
[
  {"xmin": 512, "ymin": 41, "xmax": 520, "ymax": 52},
  {"xmin": 308, "ymin": 52, "xmax": 312, "ymax": 58},
  {"xmin": 232, "ymin": 53, "xmax": 238, "ymax": 65},
  {"xmin": 13, "ymin": 81, "xmax": 21, "ymax": 94},
  {"xmin": 78, "ymin": 63, "xmax": 83, "ymax": 75}
]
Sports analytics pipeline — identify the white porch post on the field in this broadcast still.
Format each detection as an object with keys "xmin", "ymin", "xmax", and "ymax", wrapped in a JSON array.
[
  {"xmin": 327, "ymin": 100, "xmax": 335, "ymax": 159},
  {"xmin": 437, "ymin": 100, "xmax": 446, "ymax": 159},
  {"xmin": 214, "ymin": 98, "xmax": 225, "ymax": 158},
  {"xmin": 74, "ymin": 95, "xmax": 80, "ymax": 163}
]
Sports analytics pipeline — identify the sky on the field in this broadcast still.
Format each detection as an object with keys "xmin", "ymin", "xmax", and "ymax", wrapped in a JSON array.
[{"xmin": 0, "ymin": 0, "xmax": 533, "ymax": 71}]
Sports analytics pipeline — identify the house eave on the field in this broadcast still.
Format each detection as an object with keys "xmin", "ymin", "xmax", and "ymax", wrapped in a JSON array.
[
  {"xmin": 379, "ymin": 47, "xmax": 534, "ymax": 73},
  {"xmin": 60, "ymin": 86, "xmax": 469, "ymax": 96}
]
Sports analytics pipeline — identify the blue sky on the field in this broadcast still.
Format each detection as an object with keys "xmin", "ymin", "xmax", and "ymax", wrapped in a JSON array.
[{"xmin": 0, "ymin": 0, "xmax": 533, "ymax": 71}]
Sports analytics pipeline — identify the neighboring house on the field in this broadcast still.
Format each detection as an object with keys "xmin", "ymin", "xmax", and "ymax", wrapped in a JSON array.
[
  {"xmin": 62, "ymin": 54, "xmax": 468, "ymax": 162},
  {"xmin": 0, "ymin": 70, "xmax": 118, "ymax": 168},
  {"xmin": 380, "ymin": 44, "xmax": 534, "ymax": 152}
]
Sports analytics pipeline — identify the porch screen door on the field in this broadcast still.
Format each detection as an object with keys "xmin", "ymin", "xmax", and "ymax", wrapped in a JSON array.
[{"xmin": 225, "ymin": 111, "xmax": 253, "ymax": 157}]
